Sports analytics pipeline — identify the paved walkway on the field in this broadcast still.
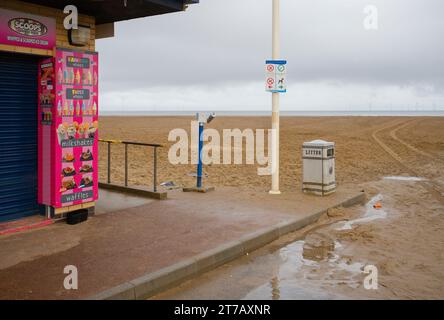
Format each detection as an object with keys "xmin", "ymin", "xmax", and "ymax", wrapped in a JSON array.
[{"xmin": 0, "ymin": 186, "xmax": 363, "ymax": 299}]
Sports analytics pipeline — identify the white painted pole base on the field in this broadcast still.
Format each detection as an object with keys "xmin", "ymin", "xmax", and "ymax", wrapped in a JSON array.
[{"xmin": 269, "ymin": 93, "xmax": 280, "ymax": 195}]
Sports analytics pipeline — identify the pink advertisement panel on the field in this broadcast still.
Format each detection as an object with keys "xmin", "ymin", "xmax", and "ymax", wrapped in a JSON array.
[
  {"xmin": 0, "ymin": 8, "xmax": 56, "ymax": 50},
  {"xmin": 38, "ymin": 48, "xmax": 99, "ymax": 208}
]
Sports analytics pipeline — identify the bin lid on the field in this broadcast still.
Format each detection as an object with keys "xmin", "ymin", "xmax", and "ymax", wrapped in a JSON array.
[{"xmin": 303, "ymin": 139, "xmax": 335, "ymax": 147}]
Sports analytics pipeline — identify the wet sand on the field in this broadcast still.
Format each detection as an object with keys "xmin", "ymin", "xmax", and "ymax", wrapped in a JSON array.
[{"xmin": 100, "ymin": 116, "xmax": 444, "ymax": 299}]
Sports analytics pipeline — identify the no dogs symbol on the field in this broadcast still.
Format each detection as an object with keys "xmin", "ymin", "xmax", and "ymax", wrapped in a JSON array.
[{"xmin": 267, "ymin": 78, "xmax": 275, "ymax": 87}]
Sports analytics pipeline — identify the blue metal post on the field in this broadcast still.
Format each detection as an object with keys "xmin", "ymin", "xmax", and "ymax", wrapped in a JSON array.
[{"xmin": 197, "ymin": 122, "xmax": 204, "ymax": 188}]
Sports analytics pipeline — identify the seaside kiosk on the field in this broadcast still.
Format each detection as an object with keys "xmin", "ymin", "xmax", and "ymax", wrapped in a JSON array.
[{"xmin": 0, "ymin": 0, "xmax": 198, "ymax": 222}]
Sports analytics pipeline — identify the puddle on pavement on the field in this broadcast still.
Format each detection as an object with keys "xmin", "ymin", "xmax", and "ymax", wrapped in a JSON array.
[
  {"xmin": 243, "ymin": 235, "xmax": 363, "ymax": 299},
  {"xmin": 243, "ymin": 195, "xmax": 387, "ymax": 299},
  {"xmin": 302, "ymin": 233, "xmax": 335, "ymax": 262},
  {"xmin": 336, "ymin": 194, "xmax": 387, "ymax": 230},
  {"xmin": 244, "ymin": 240, "xmax": 345, "ymax": 300},
  {"xmin": 384, "ymin": 176, "xmax": 426, "ymax": 181},
  {"xmin": 243, "ymin": 235, "xmax": 365, "ymax": 299}
]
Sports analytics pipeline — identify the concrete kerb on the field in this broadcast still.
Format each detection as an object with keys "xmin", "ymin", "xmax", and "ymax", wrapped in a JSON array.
[
  {"xmin": 240, "ymin": 227, "xmax": 280, "ymax": 254},
  {"xmin": 131, "ymin": 258, "xmax": 198, "ymax": 300},
  {"xmin": 89, "ymin": 191, "xmax": 366, "ymax": 300},
  {"xmin": 89, "ymin": 282, "xmax": 136, "ymax": 300}
]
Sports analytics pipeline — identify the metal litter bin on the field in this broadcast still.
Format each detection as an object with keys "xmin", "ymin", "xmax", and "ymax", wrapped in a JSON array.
[{"xmin": 302, "ymin": 140, "xmax": 336, "ymax": 196}]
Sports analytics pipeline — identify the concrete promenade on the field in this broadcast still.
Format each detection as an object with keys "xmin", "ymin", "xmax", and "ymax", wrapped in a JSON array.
[{"xmin": 0, "ymin": 187, "xmax": 365, "ymax": 299}]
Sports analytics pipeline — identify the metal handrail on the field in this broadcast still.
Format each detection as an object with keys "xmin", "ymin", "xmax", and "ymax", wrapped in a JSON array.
[
  {"xmin": 99, "ymin": 139, "xmax": 163, "ymax": 192},
  {"xmin": 99, "ymin": 139, "xmax": 162, "ymax": 148}
]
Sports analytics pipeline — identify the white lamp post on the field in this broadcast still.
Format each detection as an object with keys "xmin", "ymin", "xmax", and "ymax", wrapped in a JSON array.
[{"xmin": 269, "ymin": 0, "xmax": 281, "ymax": 195}]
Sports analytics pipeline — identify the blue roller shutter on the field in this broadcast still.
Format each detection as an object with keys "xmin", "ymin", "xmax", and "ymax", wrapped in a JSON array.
[{"xmin": 0, "ymin": 51, "xmax": 40, "ymax": 222}]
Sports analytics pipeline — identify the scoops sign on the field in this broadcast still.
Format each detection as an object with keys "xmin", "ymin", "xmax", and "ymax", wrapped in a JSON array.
[
  {"xmin": 0, "ymin": 8, "xmax": 55, "ymax": 50},
  {"xmin": 265, "ymin": 60, "xmax": 287, "ymax": 93}
]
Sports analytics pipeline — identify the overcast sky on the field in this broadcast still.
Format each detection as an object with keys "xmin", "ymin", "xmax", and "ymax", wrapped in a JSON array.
[{"xmin": 96, "ymin": 0, "xmax": 444, "ymax": 112}]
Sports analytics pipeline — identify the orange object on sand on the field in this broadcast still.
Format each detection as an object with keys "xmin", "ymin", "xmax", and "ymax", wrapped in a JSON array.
[{"xmin": 373, "ymin": 202, "xmax": 382, "ymax": 209}]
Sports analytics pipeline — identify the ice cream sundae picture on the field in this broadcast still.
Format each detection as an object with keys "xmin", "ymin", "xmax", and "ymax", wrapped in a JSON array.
[
  {"xmin": 56, "ymin": 124, "xmax": 66, "ymax": 144},
  {"xmin": 87, "ymin": 125, "xmax": 97, "ymax": 138},
  {"xmin": 66, "ymin": 124, "xmax": 77, "ymax": 139},
  {"xmin": 78, "ymin": 123, "xmax": 86, "ymax": 138}
]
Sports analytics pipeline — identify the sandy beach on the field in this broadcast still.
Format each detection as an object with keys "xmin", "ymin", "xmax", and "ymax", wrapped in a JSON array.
[
  {"xmin": 100, "ymin": 116, "xmax": 444, "ymax": 299},
  {"xmin": 99, "ymin": 116, "xmax": 444, "ymax": 191}
]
